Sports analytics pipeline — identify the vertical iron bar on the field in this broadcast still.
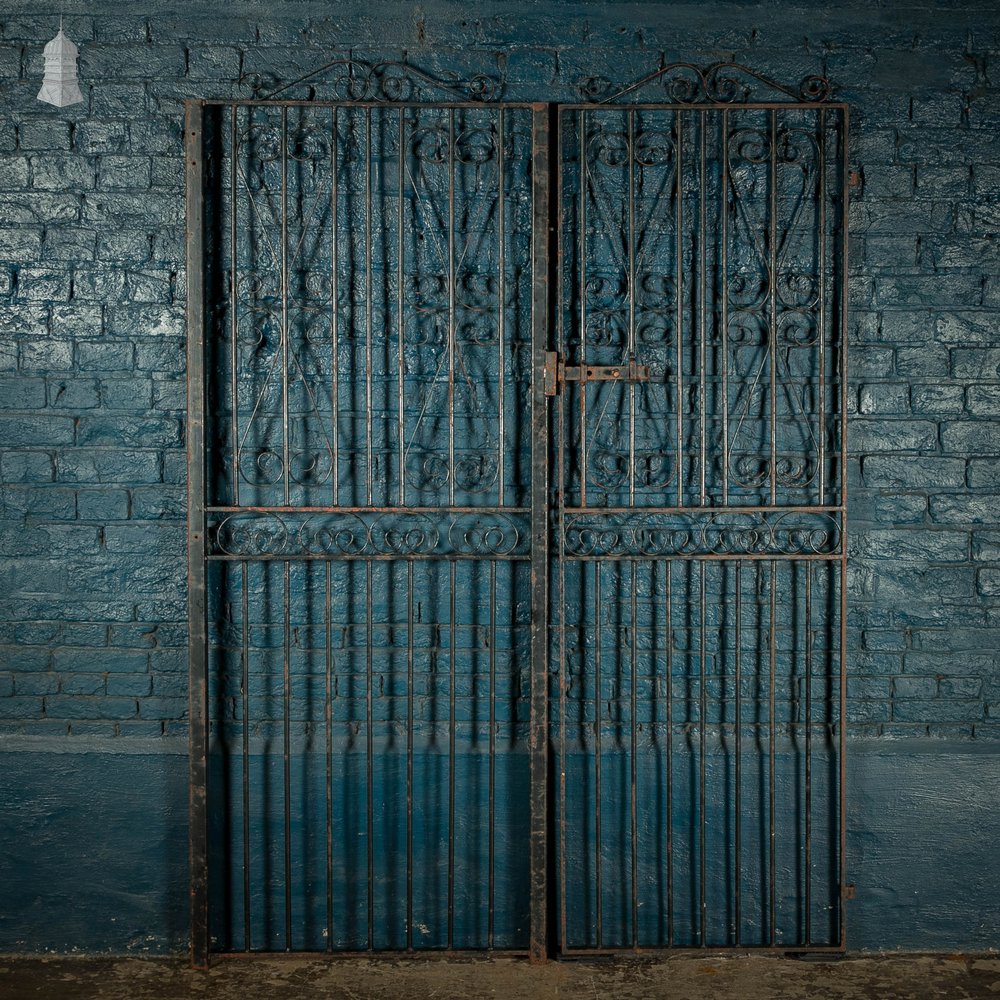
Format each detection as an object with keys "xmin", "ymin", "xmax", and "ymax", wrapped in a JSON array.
[
  {"xmin": 331, "ymin": 106, "xmax": 340, "ymax": 506},
  {"xmin": 839, "ymin": 107, "xmax": 851, "ymax": 950},
  {"xmin": 448, "ymin": 560, "xmax": 457, "ymax": 949},
  {"xmin": 448, "ymin": 108, "xmax": 456, "ymax": 507},
  {"xmin": 699, "ymin": 110, "xmax": 707, "ymax": 506},
  {"xmin": 406, "ymin": 559, "xmax": 415, "ymax": 951},
  {"xmin": 555, "ymin": 112, "xmax": 568, "ymax": 948},
  {"xmin": 628, "ymin": 109, "xmax": 636, "ymax": 506},
  {"xmin": 498, "ymin": 108, "xmax": 506, "ymax": 508},
  {"xmin": 283, "ymin": 561, "xmax": 292, "ymax": 950},
  {"xmin": 366, "ymin": 559, "xmax": 374, "ymax": 950},
  {"xmin": 818, "ymin": 108, "xmax": 827, "ymax": 507},
  {"xmin": 230, "ymin": 104, "xmax": 239, "ymax": 506},
  {"xmin": 734, "ymin": 560, "xmax": 742, "ymax": 947},
  {"xmin": 528, "ymin": 103, "xmax": 551, "ymax": 964},
  {"xmin": 488, "ymin": 560, "xmax": 497, "ymax": 949},
  {"xmin": 804, "ymin": 563, "xmax": 813, "ymax": 945},
  {"xmin": 721, "ymin": 109, "xmax": 729, "ymax": 507},
  {"xmin": 769, "ymin": 558, "xmax": 777, "ymax": 945},
  {"xmin": 242, "ymin": 561, "xmax": 250, "ymax": 951},
  {"xmin": 768, "ymin": 110, "xmax": 777, "ymax": 507},
  {"xmin": 365, "ymin": 108, "xmax": 373, "ymax": 507},
  {"xmin": 281, "ymin": 106, "xmax": 290, "ymax": 507},
  {"xmin": 325, "ymin": 562, "xmax": 334, "ymax": 951},
  {"xmin": 594, "ymin": 561, "xmax": 603, "ymax": 949},
  {"xmin": 675, "ymin": 112, "xmax": 684, "ymax": 506},
  {"xmin": 579, "ymin": 109, "xmax": 588, "ymax": 507},
  {"xmin": 665, "ymin": 560, "xmax": 673, "ymax": 947},
  {"xmin": 630, "ymin": 561, "xmax": 639, "ymax": 947},
  {"xmin": 699, "ymin": 560, "xmax": 707, "ymax": 946},
  {"xmin": 398, "ymin": 107, "xmax": 406, "ymax": 506},
  {"xmin": 184, "ymin": 99, "xmax": 209, "ymax": 971}
]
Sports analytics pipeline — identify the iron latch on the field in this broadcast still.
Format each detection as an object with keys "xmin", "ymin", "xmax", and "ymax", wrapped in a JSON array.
[{"xmin": 543, "ymin": 352, "xmax": 651, "ymax": 397}]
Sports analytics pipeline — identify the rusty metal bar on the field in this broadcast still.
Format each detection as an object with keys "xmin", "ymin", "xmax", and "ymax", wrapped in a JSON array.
[
  {"xmin": 818, "ymin": 108, "xmax": 827, "ymax": 507},
  {"xmin": 331, "ymin": 106, "xmax": 340, "ymax": 506},
  {"xmin": 325, "ymin": 560, "xmax": 334, "ymax": 951},
  {"xmin": 560, "ymin": 101, "xmax": 850, "ymax": 112},
  {"xmin": 185, "ymin": 99, "xmax": 209, "ymax": 971},
  {"xmin": 768, "ymin": 109, "xmax": 777, "ymax": 507},
  {"xmin": 488, "ymin": 559, "xmax": 497, "ymax": 949},
  {"xmin": 579, "ymin": 109, "xmax": 588, "ymax": 507},
  {"xmin": 365, "ymin": 107, "xmax": 374, "ymax": 507},
  {"xmin": 556, "ymin": 121, "xmax": 569, "ymax": 955},
  {"xmin": 208, "ymin": 504, "xmax": 531, "ymax": 514},
  {"xmin": 721, "ymin": 109, "xmax": 729, "ymax": 507},
  {"xmin": 448, "ymin": 108, "xmax": 456, "ymax": 507},
  {"xmin": 528, "ymin": 102, "xmax": 551, "ymax": 964},
  {"xmin": 283, "ymin": 560, "xmax": 292, "ymax": 949},
  {"xmin": 406, "ymin": 559, "xmax": 415, "ymax": 951},
  {"xmin": 242, "ymin": 560, "xmax": 251, "ymax": 951},
  {"xmin": 768, "ymin": 557, "xmax": 777, "ymax": 945},
  {"xmin": 557, "ymin": 360, "xmax": 651, "ymax": 385},
  {"xmin": 230, "ymin": 104, "xmax": 240, "ymax": 506},
  {"xmin": 498, "ymin": 107, "xmax": 507, "ymax": 508},
  {"xmin": 675, "ymin": 112, "xmax": 684, "ymax": 505},
  {"xmin": 699, "ymin": 110, "xmax": 707, "ymax": 506},
  {"xmin": 630, "ymin": 560, "xmax": 639, "ymax": 946},
  {"xmin": 561, "ymin": 552, "xmax": 841, "ymax": 564},
  {"xmin": 804, "ymin": 562, "xmax": 813, "ymax": 945},
  {"xmin": 366, "ymin": 559, "xmax": 375, "ymax": 950},
  {"xmin": 699, "ymin": 559, "xmax": 707, "ymax": 946},
  {"xmin": 839, "ymin": 107, "xmax": 851, "ymax": 950},
  {"xmin": 734, "ymin": 559, "xmax": 742, "ymax": 947},
  {"xmin": 204, "ymin": 98, "xmax": 850, "ymax": 112},
  {"xmin": 398, "ymin": 107, "xmax": 406, "ymax": 506},
  {"xmin": 594, "ymin": 560, "xmax": 603, "ymax": 948},
  {"xmin": 665, "ymin": 560, "xmax": 674, "ymax": 947},
  {"xmin": 281, "ymin": 107, "xmax": 290, "ymax": 507},
  {"xmin": 447, "ymin": 559, "xmax": 457, "ymax": 949},
  {"xmin": 628, "ymin": 109, "xmax": 636, "ymax": 506},
  {"xmin": 559, "ymin": 504, "xmax": 841, "ymax": 515}
]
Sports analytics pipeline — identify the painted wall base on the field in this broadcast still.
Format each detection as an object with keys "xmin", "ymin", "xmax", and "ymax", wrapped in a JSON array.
[{"xmin": 0, "ymin": 737, "xmax": 997, "ymax": 955}]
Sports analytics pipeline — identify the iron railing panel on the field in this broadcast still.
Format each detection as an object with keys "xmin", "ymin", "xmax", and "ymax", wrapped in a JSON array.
[
  {"xmin": 192, "ymin": 98, "xmax": 543, "ymax": 955},
  {"xmin": 554, "ymin": 101, "xmax": 848, "ymax": 953}
]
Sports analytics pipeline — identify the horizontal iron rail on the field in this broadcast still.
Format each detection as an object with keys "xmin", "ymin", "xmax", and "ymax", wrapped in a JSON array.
[
  {"xmin": 561, "ymin": 506, "xmax": 844, "ymax": 515},
  {"xmin": 207, "ymin": 505, "xmax": 531, "ymax": 514},
  {"xmin": 212, "ymin": 949, "xmax": 532, "ymax": 960},
  {"xmin": 199, "ymin": 100, "xmax": 850, "ymax": 111},
  {"xmin": 560, "ymin": 945, "xmax": 847, "ymax": 957},
  {"xmin": 201, "ymin": 99, "xmax": 537, "ymax": 109},
  {"xmin": 206, "ymin": 552, "xmax": 531, "ymax": 561},
  {"xmin": 560, "ymin": 101, "xmax": 849, "ymax": 111},
  {"xmin": 562, "ymin": 552, "xmax": 842, "ymax": 562}
]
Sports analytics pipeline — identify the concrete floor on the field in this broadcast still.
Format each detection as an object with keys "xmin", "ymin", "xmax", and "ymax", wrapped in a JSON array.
[{"xmin": 1, "ymin": 955, "xmax": 999, "ymax": 1000}]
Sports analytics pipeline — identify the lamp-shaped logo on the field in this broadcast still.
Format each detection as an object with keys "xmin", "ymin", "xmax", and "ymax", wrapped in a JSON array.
[{"xmin": 37, "ymin": 26, "xmax": 84, "ymax": 108}]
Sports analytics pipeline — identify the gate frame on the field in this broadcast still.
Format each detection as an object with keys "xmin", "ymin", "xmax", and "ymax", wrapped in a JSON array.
[{"xmin": 185, "ymin": 59, "xmax": 849, "ymax": 968}]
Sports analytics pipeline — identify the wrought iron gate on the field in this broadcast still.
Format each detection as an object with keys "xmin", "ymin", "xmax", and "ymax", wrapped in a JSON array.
[{"xmin": 186, "ymin": 60, "xmax": 848, "ymax": 966}]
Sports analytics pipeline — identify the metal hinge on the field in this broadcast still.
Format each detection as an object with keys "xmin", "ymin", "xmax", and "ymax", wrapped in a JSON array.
[
  {"xmin": 543, "ymin": 351, "xmax": 651, "ymax": 397},
  {"xmin": 843, "ymin": 883, "xmax": 857, "ymax": 901}
]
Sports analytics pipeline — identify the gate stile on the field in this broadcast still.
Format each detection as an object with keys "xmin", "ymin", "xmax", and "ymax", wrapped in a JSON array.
[{"xmin": 186, "ymin": 59, "xmax": 848, "ymax": 965}]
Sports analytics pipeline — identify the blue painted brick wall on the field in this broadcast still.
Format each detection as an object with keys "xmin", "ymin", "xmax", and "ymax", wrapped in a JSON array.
[
  {"xmin": 1, "ymin": 0, "xmax": 1000, "ymax": 953},
  {"xmin": 0, "ymin": 0, "xmax": 998, "ymax": 740}
]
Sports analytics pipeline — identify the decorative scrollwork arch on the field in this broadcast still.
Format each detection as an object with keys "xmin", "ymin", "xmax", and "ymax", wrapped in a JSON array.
[
  {"xmin": 575, "ymin": 60, "xmax": 833, "ymax": 105},
  {"xmin": 244, "ymin": 57, "xmax": 504, "ymax": 103}
]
